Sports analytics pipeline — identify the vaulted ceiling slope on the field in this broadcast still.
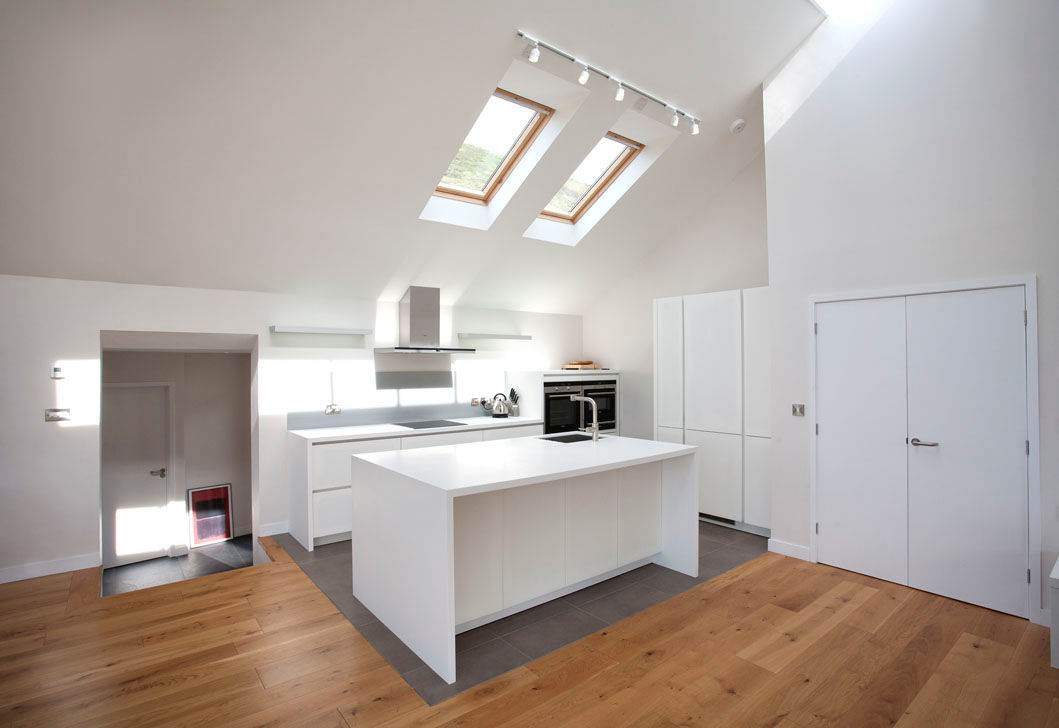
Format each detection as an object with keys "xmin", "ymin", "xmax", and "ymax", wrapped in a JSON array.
[{"xmin": 0, "ymin": 0, "xmax": 822, "ymax": 314}]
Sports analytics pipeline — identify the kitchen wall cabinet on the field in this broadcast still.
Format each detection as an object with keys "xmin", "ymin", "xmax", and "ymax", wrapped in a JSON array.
[{"xmin": 653, "ymin": 287, "xmax": 771, "ymax": 531}]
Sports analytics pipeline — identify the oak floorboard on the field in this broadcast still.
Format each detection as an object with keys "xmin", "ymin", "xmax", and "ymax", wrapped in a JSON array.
[{"xmin": 0, "ymin": 543, "xmax": 1054, "ymax": 727}]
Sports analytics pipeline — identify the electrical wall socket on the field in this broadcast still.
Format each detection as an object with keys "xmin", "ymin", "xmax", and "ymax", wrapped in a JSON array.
[{"xmin": 792, "ymin": 403, "xmax": 806, "ymax": 417}]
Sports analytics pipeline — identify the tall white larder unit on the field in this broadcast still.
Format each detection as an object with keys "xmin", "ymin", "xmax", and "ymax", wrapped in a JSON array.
[
  {"xmin": 653, "ymin": 287, "xmax": 771, "ymax": 530},
  {"xmin": 815, "ymin": 285, "xmax": 1030, "ymax": 617}
]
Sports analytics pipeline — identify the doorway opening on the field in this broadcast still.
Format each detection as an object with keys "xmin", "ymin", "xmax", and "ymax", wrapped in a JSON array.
[{"xmin": 99, "ymin": 332, "xmax": 255, "ymax": 596}]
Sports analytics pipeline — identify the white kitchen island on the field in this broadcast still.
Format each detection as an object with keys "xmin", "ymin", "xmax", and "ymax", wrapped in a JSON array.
[{"xmin": 350, "ymin": 434, "xmax": 697, "ymax": 683}]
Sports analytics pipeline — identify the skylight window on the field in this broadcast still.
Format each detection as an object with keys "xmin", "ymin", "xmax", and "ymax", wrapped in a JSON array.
[
  {"xmin": 436, "ymin": 89, "xmax": 553, "ymax": 205},
  {"xmin": 540, "ymin": 132, "xmax": 643, "ymax": 223}
]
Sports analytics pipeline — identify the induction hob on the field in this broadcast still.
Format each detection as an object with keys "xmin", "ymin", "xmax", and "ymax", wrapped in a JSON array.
[{"xmin": 394, "ymin": 420, "xmax": 467, "ymax": 429}]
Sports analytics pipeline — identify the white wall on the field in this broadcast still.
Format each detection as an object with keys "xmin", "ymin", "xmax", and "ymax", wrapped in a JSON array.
[
  {"xmin": 583, "ymin": 152, "xmax": 769, "ymax": 438},
  {"xmin": 765, "ymin": 0, "xmax": 1059, "ymax": 578},
  {"xmin": 0, "ymin": 274, "xmax": 580, "ymax": 576}
]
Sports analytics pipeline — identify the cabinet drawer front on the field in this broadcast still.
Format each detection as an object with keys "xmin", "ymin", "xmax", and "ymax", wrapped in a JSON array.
[
  {"xmin": 312, "ymin": 439, "xmax": 400, "ymax": 491},
  {"xmin": 400, "ymin": 430, "xmax": 483, "ymax": 450},
  {"xmin": 313, "ymin": 488, "xmax": 352, "ymax": 538},
  {"xmin": 481, "ymin": 424, "xmax": 544, "ymax": 441},
  {"xmin": 454, "ymin": 491, "xmax": 504, "ymax": 624}
]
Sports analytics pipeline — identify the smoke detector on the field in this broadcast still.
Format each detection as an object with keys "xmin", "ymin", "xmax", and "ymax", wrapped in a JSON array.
[{"xmin": 729, "ymin": 118, "xmax": 746, "ymax": 135}]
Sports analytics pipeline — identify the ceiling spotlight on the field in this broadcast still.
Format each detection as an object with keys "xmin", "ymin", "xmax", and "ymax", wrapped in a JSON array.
[
  {"xmin": 670, "ymin": 109, "xmax": 680, "ymax": 127},
  {"xmin": 690, "ymin": 118, "xmax": 700, "ymax": 135},
  {"xmin": 614, "ymin": 81, "xmax": 625, "ymax": 102},
  {"xmin": 528, "ymin": 41, "xmax": 540, "ymax": 63},
  {"xmin": 577, "ymin": 64, "xmax": 590, "ymax": 85}
]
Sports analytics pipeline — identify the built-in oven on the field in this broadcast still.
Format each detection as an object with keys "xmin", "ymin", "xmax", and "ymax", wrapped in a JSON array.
[
  {"xmin": 581, "ymin": 380, "xmax": 617, "ymax": 431},
  {"xmin": 543, "ymin": 378, "xmax": 618, "ymax": 435},
  {"xmin": 543, "ymin": 382, "xmax": 583, "ymax": 434}
]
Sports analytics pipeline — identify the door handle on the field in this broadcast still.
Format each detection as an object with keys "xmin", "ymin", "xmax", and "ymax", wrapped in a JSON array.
[
  {"xmin": 910, "ymin": 438, "xmax": 938, "ymax": 447},
  {"xmin": 150, "ymin": 467, "xmax": 167, "ymax": 478}
]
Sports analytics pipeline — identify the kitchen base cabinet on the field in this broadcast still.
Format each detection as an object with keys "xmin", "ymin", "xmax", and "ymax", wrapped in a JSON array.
[
  {"xmin": 565, "ymin": 472, "xmax": 618, "ymax": 584},
  {"xmin": 454, "ymin": 491, "xmax": 503, "ymax": 624},
  {"xmin": 684, "ymin": 430, "xmax": 742, "ymax": 522},
  {"xmin": 481, "ymin": 424, "xmax": 543, "ymax": 440},
  {"xmin": 289, "ymin": 419, "xmax": 545, "ymax": 550},
  {"xmin": 502, "ymin": 481, "xmax": 566, "ymax": 607},
  {"xmin": 313, "ymin": 488, "xmax": 353, "ymax": 539},
  {"xmin": 400, "ymin": 430, "xmax": 483, "ymax": 450},
  {"xmin": 617, "ymin": 463, "xmax": 662, "ymax": 563}
]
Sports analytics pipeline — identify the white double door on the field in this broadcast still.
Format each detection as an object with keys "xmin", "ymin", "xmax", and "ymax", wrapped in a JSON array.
[{"xmin": 816, "ymin": 286, "xmax": 1029, "ymax": 617}]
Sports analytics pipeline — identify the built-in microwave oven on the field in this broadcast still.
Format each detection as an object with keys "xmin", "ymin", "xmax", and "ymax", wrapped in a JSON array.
[{"xmin": 543, "ymin": 379, "xmax": 618, "ymax": 434}]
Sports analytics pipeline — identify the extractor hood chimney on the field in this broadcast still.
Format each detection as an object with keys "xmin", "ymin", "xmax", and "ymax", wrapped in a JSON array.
[{"xmin": 374, "ymin": 286, "xmax": 475, "ymax": 354}]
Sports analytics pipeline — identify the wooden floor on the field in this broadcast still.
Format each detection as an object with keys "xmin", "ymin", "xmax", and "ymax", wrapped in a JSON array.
[{"xmin": 0, "ymin": 538, "xmax": 1055, "ymax": 727}]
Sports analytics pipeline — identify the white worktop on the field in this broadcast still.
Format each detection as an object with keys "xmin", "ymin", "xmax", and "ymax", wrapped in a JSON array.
[
  {"xmin": 353, "ymin": 434, "xmax": 695, "ymax": 497},
  {"xmin": 289, "ymin": 416, "xmax": 544, "ymax": 444}
]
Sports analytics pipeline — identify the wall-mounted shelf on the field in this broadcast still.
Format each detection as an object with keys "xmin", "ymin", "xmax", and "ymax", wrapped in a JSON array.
[
  {"xmin": 457, "ymin": 333, "xmax": 532, "ymax": 341},
  {"xmin": 269, "ymin": 326, "xmax": 373, "ymax": 336}
]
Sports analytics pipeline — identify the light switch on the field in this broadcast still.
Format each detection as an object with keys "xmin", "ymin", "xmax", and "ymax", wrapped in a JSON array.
[{"xmin": 792, "ymin": 404, "xmax": 806, "ymax": 417}]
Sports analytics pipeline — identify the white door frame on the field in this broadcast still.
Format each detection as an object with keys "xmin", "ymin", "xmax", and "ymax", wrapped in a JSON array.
[
  {"xmin": 807, "ymin": 275, "xmax": 1042, "ymax": 623},
  {"xmin": 99, "ymin": 382, "xmax": 182, "ymax": 564}
]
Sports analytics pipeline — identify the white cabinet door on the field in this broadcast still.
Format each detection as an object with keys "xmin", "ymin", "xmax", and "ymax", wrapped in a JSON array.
[
  {"xmin": 453, "ymin": 491, "xmax": 503, "ymax": 624},
  {"xmin": 742, "ymin": 287, "xmax": 772, "ymax": 438},
  {"xmin": 617, "ymin": 463, "xmax": 662, "ymax": 564},
  {"xmin": 906, "ymin": 287, "xmax": 1028, "ymax": 617},
  {"xmin": 654, "ymin": 297, "xmax": 684, "ymax": 429},
  {"xmin": 502, "ymin": 480, "xmax": 565, "ymax": 607},
  {"xmin": 565, "ymin": 472, "xmax": 618, "ymax": 584},
  {"xmin": 683, "ymin": 290, "xmax": 742, "ymax": 435},
  {"xmin": 312, "ymin": 438, "xmax": 400, "ymax": 491},
  {"xmin": 684, "ymin": 429, "xmax": 742, "ymax": 521},
  {"xmin": 313, "ymin": 487, "xmax": 352, "ymax": 538},
  {"xmin": 481, "ymin": 424, "xmax": 544, "ymax": 441},
  {"xmin": 655, "ymin": 426, "xmax": 683, "ymax": 444},
  {"xmin": 400, "ymin": 430, "xmax": 483, "ymax": 449},
  {"xmin": 743, "ymin": 436, "xmax": 771, "ymax": 529},
  {"xmin": 815, "ymin": 297, "xmax": 908, "ymax": 585}
]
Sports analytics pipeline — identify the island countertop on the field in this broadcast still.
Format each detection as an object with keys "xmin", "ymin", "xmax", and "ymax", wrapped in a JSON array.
[{"xmin": 352, "ymin": 434, "xmax": 695, "ymax": 497}]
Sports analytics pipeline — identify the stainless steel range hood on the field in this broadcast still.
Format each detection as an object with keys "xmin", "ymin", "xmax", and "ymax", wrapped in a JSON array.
[{"xmin": 374, "ymin": 286, "xmax": 475, "ymax": 354}]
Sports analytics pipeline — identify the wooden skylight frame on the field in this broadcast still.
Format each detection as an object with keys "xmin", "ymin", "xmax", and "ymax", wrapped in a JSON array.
[
  {"xmin": 434, "ymin": 88, "xmax": 554, "ymax": 206},
  {"xmin": 538, "ymin": 131, "xmax": 644, "ymax": 224}
]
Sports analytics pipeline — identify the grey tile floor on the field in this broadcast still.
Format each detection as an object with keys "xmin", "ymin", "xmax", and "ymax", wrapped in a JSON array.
[
  {"xmin": 101, "ymin": 535, "xmax": 254, "ymax": 596},
  {"xmin": 272, "ymin": 520, "xmax": 767, "ymax": 705}
]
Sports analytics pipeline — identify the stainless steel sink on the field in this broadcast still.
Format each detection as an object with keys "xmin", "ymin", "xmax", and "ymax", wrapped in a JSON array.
[{"xmin": 541, "ymin": 433, "xmax": 599, "ymax": 443}]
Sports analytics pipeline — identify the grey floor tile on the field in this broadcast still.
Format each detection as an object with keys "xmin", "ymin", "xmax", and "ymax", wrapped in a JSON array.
[
  {"xmin": 489, "ymin": 597, "xmax": 574, "ymax": 636},
  {"xmin": 456, "ymin": 624, "xmax": 499, "ymax": 654},
  {"xmin": 403, "ymin": 638, "xmax": 528, "ymax": 705},
  {"xmin": 503, "ymin": 608, "xmax": 606, "ymax": 660},
  {"xmin": 562, "ymin": 569, "xmax": 649, "ymax": 606},
  {"xmin": 577, "ymin": 583, "xmax": 671, "ymax": 624},
  {"xmin": 698, "ymin": 523, "xmax": 767, "ymax": 553},
  {"xmin": 638, "ymin": 567, "xmax": 707, "ymax": 595},
  {"xmin": 699, "ymin": 545, "xmax": 762, "ymax": 575},
  {"xmin": 355, "ymin": 620, "xmax": 427, "ymax": 675},
  {"xmin": 101, "ymin": 557, "xmax": 184, "ymax": 595}
]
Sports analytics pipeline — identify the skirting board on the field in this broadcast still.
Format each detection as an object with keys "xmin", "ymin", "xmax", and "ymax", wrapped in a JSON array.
[
  {"xmin": 768, "ymin": 538, "xmax": 812, "ymax": 561},
  {"xmin": 257, "ymin": 520, "xmax": 290, "ymax": 537},
  {"xmin": 0, "ymin": 551, "xmax": 101, "ymax": 584}
]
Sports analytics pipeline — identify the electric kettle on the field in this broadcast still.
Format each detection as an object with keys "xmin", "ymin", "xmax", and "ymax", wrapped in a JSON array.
[{"xmin": 490, "ymin": 393, "xmax": 510, "ymax": 418}]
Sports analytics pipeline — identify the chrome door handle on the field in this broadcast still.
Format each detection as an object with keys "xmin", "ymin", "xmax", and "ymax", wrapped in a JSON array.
[
  {"xmin": 150, "ymin": 467, "xmax": 167, "ymax": 478},
  {"xmin": 910, "ymin": 438, "xmax": 938, "ymax": 447}
]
